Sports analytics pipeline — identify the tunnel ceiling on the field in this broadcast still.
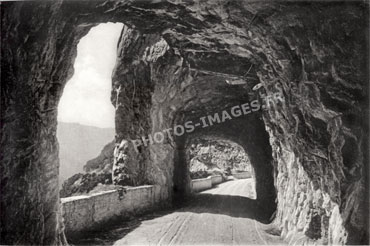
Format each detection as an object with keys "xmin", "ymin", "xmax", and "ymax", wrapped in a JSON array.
[
  {"xmin": 72, "ymin": 0, "xmax": 268, "ymax": 79},
  {"xmin": 1, "ymin": 1, "xmax": 369, "ymax": 245}
]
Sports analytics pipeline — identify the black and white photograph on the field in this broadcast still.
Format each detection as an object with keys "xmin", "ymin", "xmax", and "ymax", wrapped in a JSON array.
[{"xmin": 0, "ymin": 0, "xmax": 369, "ymax": 245}]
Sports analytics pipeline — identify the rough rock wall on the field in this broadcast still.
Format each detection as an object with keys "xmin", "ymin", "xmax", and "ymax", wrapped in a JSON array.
[
  {"xmin": 1, "ymin": 1, "xmax": 368, "ymax": 245},
  {"xmin": 111, "ymin": 26, "xmax": 156, "ymax": 186},
  {"xmin": 110, "ymin": 26, "xmax": 177, "ymax": 203},
  {"xmin": 252, "ymin": 4, "xmax": 369, "ymax": 244},
  {"xmin": 0, "ymin": 2, "xmax": 88, "ymax": 244}
]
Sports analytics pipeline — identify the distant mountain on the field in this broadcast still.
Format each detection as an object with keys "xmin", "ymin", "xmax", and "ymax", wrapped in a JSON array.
[
  {"xmin": 57, "ymin": 122, "xmax": 115, "ymax": 185},
  {"xmin": 60, "ymin": 140, "xmax": 116, "ymax": 198}
]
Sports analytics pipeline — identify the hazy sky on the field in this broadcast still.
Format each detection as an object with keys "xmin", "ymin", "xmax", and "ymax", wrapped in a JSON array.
[{"xmin": 58, "ymin": 23, "xmax": 123, "ymax": 128}]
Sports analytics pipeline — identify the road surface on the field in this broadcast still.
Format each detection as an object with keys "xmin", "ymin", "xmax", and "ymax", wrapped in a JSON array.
[{"xmin": 105, "ymin": 179, "xmax": 284, "ymax": 245}]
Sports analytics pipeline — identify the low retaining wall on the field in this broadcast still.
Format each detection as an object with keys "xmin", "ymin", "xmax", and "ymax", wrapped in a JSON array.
[
  {"xmin": 61, "ymin": 185, "xmax": 161, "ymax": 237},
  {"xmin": 191, "ymin": 176, "xmax": 212, "ymax": 192},
  {"xmin": 211, "ymin": 175, "xmax": 223, "ymax": 185},
  {"xmin": 191, "ymin": 175, "xmax": 223, "ymax": 192},
  {"xmin": 233, "ymin": 172, "xmax": 252, "ymax": 179}
]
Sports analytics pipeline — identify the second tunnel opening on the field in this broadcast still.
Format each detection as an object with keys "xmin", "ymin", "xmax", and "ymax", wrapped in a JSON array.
[{"xmin": 186, "ymin": 137, "xmax": 256, "ymax": 199}]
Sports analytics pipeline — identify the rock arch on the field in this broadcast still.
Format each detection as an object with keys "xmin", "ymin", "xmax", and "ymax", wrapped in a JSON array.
[
  {"xmin": 172, "ymin": 116, "xmax": 276, "ymax": 214},
  {"xmin": 1, "ymin": 1, "xmax": 368, "ymax": 244}
]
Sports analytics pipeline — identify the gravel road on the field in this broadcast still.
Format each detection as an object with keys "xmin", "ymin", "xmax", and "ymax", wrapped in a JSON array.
[{"xmin": 112, "ymin": 179, "xmax": 284, "ymax": 245}]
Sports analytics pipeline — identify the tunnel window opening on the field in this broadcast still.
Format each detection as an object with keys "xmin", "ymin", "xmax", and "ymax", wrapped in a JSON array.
[
  {"xmin": 186, "ymin": 137, "xmax": 256, "ymax": 200},
  {"xmin": 57, "ymin": 23, "xmax": 123, "ymax": 197}
]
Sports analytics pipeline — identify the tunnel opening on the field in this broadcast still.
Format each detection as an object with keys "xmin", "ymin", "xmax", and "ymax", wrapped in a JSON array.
[
  {"xmin": 186, "ymin": 137, "xmax": 256, "ymax": 199},
  {"xmin": 171, "ymin": 104, "xmax": 277, "ymax": 223},
  {"xmin": 57, "ymin": 23, "xmax": 122, "ymax": 197},
  {"xmin": 1, "ymin": 2, "xmax": 368, "ymax": 245}
]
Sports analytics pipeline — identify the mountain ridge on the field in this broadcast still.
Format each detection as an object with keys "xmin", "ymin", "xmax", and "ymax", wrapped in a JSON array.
[{"xmin": 57, "ymin": 121, "xmax": 115, "ymax": 184}]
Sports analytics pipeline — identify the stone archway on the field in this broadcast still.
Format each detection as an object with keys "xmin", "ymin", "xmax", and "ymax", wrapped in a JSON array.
[
  {"xmin": 171, "ymin": 111, "xmax": 276, "ymax": 215},
  {"xmin": 1, "ymin": 1, "xmax": 368, "ymax": 245}
]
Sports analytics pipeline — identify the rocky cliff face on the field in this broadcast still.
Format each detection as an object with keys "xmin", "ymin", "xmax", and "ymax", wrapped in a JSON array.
[
  {"xmin": 60, "ymin": 141, "xmax": 115, "ymax": 198},
  {"xmin": 187, "ymin": 138, "xmax": 252, "ymax": 177},
  {"xmin": 57, "ymin": 122, "xmax": 114, "ymax": 183},
  {"xmin": 1, "ymin": 1, "xmax": 368, "ymax": 245}
]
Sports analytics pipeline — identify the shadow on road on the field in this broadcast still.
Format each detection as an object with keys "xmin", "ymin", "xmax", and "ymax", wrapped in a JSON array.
[
  {"xmin": 70, "ymin": 192, "xmax": 275, "ymax": 245},
  {"xmin": 68, "ymin": 208, "xmax": 175, "ymax": 245},
  {"xmin": 180, "ymin": 193, "xmax": 274, "ymax": 223}
]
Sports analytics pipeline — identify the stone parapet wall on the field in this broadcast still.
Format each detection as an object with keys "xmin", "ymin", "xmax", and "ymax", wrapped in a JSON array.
[
  {"xmin": 233, "ymin": 172, "xmax": 252, "ymax": 179},
  {"xmin": 191, "ymin": 175, "xmax": 224, "ymax": 192},
  {"xmin": 61, "ymin": 185, "xmax": 162, "ymax": 238},
  {"xmin": 191, "ymin": 176, "xmax": 212, "ymax": 192},
  {"xmin": 211, "ymin": 175, "xmax": 223, "ymax": 185}
]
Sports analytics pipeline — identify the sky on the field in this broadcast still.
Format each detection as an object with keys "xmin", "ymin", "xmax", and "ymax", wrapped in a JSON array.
[{"xmin": 58, "ymin": 23, "xmax": 123, "ymax": 128}]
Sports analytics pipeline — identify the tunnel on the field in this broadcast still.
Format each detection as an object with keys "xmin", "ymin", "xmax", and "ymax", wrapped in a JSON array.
[
  {"xmin": 171, "ymin": 99, "xmax": 277, "ymax": 215},
  {"xmin": 1, "ymin": 1, "xmax": 369, "ymax": 245},
  {"xmin": 173, "ymin": 126, "xmax": 276, "ymax": 218}
]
